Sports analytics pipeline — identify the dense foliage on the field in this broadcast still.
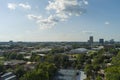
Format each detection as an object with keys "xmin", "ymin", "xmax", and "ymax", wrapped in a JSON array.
[
  {"xmin": 105, "ymin": 51, "xmax": 120, "ymax": 80},
  {"xmin": 20, "ymin": 62, "xmax": 57, "ymax": 80}
]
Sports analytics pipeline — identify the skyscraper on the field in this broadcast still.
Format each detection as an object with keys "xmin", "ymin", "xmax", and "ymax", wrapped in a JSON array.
[
  {"xmin": 99, "ymin": 39, "xmax": 104, "ymax": 45},
  {"xmin": 89, "ymin": 36, "xmax": 93, "ymax": 44},
  {"xmin": 88, "ymin": 36, "xmax": 93, "ymax": 48}
]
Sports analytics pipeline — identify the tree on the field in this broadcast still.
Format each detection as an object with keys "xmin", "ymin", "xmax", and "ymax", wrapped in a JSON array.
[
  {"xmin": 8, "ymin": 53, "xmax": 17, "ymax": 59},
  {"xmin": 112, "ymin": 51, "xmax": 120, "ymax": 65},
  {"xmin": 105, "ymin": 66, "xmax": 120, "ymax": 80},
  {"xmin": 96, "ymin": 75, "xmax": 102, "ymax": 80},
  {"xmin": 20, "ymin": 69, "xmax": 49, "ymax": 80},
  {"xmin": 76, "ymin": 54, "xmax": 86, "ymax": 64},
  {"xmin": 45, "ymin": 54, "xmax": 54, "ymax": 63},
  {"xmin": 14, "ymin": 66, "xmax": 26, "ymax": 78},
  {"xmin": 76, "ymin": 64, "xmax": 82, "ymax": 69},
  {"xmin": 21, "ymin": 62, "xmax": 57, "ymax": 80},
  {"xmin": 16, "ymin": 54, "xmax": 24, "ymax": 60},
  {"xmin": 0, "ymin": 64, "xmax": 4, "ymax": 72},
  {"xmin": 30, "ymin": 54, "xmax": 41, "ymax": 62},
  {"xmin": 53, "ymin": 54, "xmax": 69, "ymax": 68},
  {"xmin": 93, "ymin": 64, "xmax": 100, "ymax": 72},
  {"xmin": 92, "ymin": 55, "xmax": 104, "ymax": 64},
  {"xmin": 46, "ymin": 63, "xmax": 57, "ymax": 80},
  {"xmin": 84, "ymin": 64, "xmax": 93, "ymax": 77},
  {"xmin": 105, "ymin": 51, "xmax": 120, "ymax": 80}
]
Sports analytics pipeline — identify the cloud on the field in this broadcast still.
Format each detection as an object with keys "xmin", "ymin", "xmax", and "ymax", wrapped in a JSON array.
[
  {"xmin": 8, "ymin": 3, "xmax": 31, "ymax": 10},
  {"xmin": 83, "ymin": 0, "xmax": 88, "ymax": 5},
  {"xmin": 27, "ymin": 14, "xmax": 42, "ymax": 20},
  {"xmin": 27, "ymin": 0, "xmax": 88, "ymax": 29},
  {"xmin": 7, "ymin": 0, "xmax": 88, "ymax": 29},
  {"xmin": 27, "ymin": 14, "xmax": 60, "ymax": 29},
  {"xmin": 8, "ymin": 3, "xmax": 17, "ymax": 10},
  {"xmin": 46, "ymin": 0, "xmax": 88, "ymax": 16},
  {"xmin": 38, "ymin": 15, "xmax": 61, "ymax": 29},
  {"xmin": 82, "ymin": 31, "xmax": 94, "ymax": 34},
  {"xmin": 105, "ymin": 21, "xmax": 110, "ymax": 25},
  {"xmin": 19, "ymin": 3, "xmax": 31, "ymax": 9}
]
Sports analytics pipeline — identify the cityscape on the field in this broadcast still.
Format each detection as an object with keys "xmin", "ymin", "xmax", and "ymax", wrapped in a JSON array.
[
  {"xmin": 0, "ymin": 0, "xmax": 120, "ymax": 80},
  {"xmin": 0, "ymin": 36, "xmax": 120, "ymax": 80}
]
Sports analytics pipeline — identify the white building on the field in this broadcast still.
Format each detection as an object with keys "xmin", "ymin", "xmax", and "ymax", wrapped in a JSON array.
[{"xmin": 70, "ymin": 48, "xmax": 88, "ymax": 54}]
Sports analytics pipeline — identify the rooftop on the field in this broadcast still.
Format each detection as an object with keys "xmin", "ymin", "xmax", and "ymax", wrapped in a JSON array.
[{"xmin": 54, "ymin": 69, "xmax": 86, "ymax": 80}]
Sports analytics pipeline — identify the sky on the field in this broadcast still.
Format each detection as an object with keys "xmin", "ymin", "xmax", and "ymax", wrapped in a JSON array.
[{"xmin": 0, "ymin": 0, "xmax": 120, "ymax": 42}]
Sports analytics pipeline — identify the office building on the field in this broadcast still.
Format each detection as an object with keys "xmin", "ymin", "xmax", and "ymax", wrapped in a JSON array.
[
  {"xmin": 89, "ymin": 36, "xmax": 93, "ymax": 44},
  {"xmin": 99, "ymin": 39, "xmax": 104, "ymax": 45}
]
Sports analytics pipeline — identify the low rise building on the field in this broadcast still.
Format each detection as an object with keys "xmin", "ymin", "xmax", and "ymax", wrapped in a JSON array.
[
  {"xmin": 0, "ymin": 72, "xmax": 16, "ymax": 80},
  {"xmin": 70, "ymin": 48, "xmax": 88, "ymax": 54},
  {"xmin": 4, "ymin": 60, "xmax": 26, "ymax": 68},
  {"xmin": 54, "ymin": 69, "xmax": 86, "ymax": 80}
]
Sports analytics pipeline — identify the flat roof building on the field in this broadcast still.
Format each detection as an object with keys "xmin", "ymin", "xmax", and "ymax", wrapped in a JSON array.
[
  {"xmin": 54, "ymin": 69, "xmax": 86, "ymax": 80},
  {"xmin": 88, "ymin": 36, "xmax": 94, "ymax": 48},
  {"xmin": 99, "ymin": 39, "xmax": 104, "ymax": 45},
  {"xmin": 1, "ymin": 72, "xmax": 16, "ymax": 80},
  {"xmin": 89, "ymin": 36, "xmax": 93, "ymax": 43}
]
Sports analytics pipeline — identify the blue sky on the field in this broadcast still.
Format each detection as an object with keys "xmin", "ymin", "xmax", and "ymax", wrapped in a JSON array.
[{"xmin": 0, "ymin": 0, "xmax": 120, "ymax": 42}]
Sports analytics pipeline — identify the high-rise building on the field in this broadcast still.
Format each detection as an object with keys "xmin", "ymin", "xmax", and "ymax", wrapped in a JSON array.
[
  {"xmin": 89, "ymin": 36, "xmax": 93, "ymax": 44},
  {"xmin": 110, "ymin": 39, "xmax": 115, "ymax": 44},
  {"xmin": 88, "ymin": 36, "xmax": 93, "ymax": 47},
  {"xmin": 99, "ymin": 39, "xmax": 104, "ymax": 45}
]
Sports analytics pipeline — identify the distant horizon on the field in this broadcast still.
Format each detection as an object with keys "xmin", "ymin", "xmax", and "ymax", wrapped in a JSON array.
[{"xmin": 0, "ymin": 40, "xmax": 119, "ymax": 43}]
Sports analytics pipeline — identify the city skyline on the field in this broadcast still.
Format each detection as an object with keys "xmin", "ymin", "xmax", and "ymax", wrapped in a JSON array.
[{"xmin": 0, "ymin": 0, "xmax": 120, "ymax": 41}]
